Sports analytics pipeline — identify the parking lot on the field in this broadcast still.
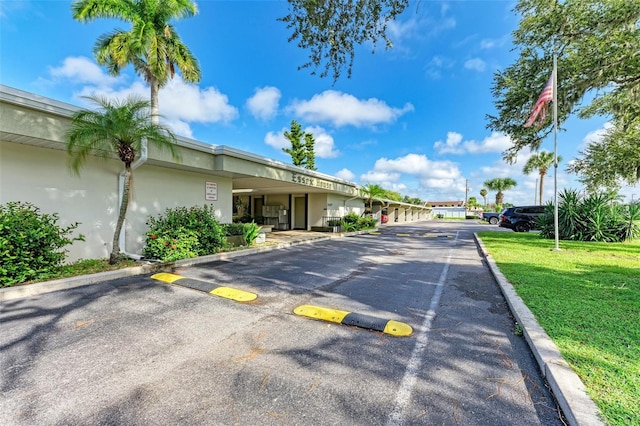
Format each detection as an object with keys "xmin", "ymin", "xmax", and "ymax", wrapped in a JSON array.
[{"xmin": 1, "ymin": 221, "xmax": 562, "ymax": 425}]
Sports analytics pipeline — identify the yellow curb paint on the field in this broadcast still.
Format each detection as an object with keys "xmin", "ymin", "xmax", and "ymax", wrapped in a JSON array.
[
  {"xmin": 396, "ymin": 233, "xmax": 411, "ymax": 237},
  {"xmin": 423, "ymin": 234, "xmax": 437, "ymax": 238},
  {"xmin": 210, "ymin": 286, "xmax": 257, "ymax": 302},
  {"xmin": 150, "ymin": 272, "xmax": 184, "ymax": 283},
  {"xmin": 384, "ymin": 320, "xmax": 413, "ymax": 337},
  {"xmin": 294, "ymin": 305, "xmax": 349, "ymax": 324},
  {"xmin": 369, "ymin": 232, "xmax": 381, "ymax": 235}
]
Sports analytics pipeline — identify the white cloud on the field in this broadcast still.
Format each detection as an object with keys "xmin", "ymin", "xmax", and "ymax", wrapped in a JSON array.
[
  {"xmin": 246, "ymin": 86, "xmax": 280, "ymax": 121},
  {"xmin": 362, "ymin": 153, "xmax": 464, "ymax": 195},
  {"xmin": 580, "ymin": 122, "xmax": 613, "ymax": 150},
  {"xmin": 49, "ymin": 56, "xmax": 121, "ymax": 86},
  {"xmin": 264, "ymin": 129, "xmax": 288, "ymax": 150},
  {"xmin": 434, "ymin": 131, "xmax": 512, "ymax": 154},
  {"xmin": 464, "ymin": 57, "xmax": 486, "ymax": 72},
  {"xmin": 72, "ymin": 76, "xmax": 238, "ymax": 138},
  {"xmin": 360, "ymin": 171, "xmax": 401, "ymax": 183},
  {"xmin": 479, "ymin": 36, "xmax": 508, "ymax": 50},
  {"xmin": 424, "ymin": 55, "xmax": 455, "ymax": 79},
  {"xmin": 305, "ymin": 125, "xmax": 339, "ymax": 158},
  {"xmin": 433, "ymin": 132, "xmax": 464, "ymax": 154},
  {"xmin": 288, "ymin": 90, "xmax": 414, "ymax": 128},
  {"xmin": 334, "ymin": 168, "xmax": 355, "ymax": 181},
  {"xmin": 160, "ymin": 79, "xmax": 238, "ymax": 124}
]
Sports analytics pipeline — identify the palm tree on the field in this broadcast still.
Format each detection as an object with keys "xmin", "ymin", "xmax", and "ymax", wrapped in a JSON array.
[
  {"xmin": 483, "ymin": 178, "xmax": 517, "ymax": 207},
  {"xmin": 360, "ymin": 183, "xmax": 385, "ymax": 212},
  {"xmin": 66, "ymin": 95, "xmax": 180, "ymax": 264},
  {"xmin": 523, "ymin": 150, "xmax": 562, "ymax": 205},
  {"xmin": 479, "ymin": 188, "xmax": 488, "ymax": 207},
  {"xmin": 72, "ymin": 0, "xmax": 201, "ymax": 123}
]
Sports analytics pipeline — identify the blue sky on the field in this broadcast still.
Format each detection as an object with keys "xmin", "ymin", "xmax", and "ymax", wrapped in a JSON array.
[{"xmin": 1, "ymin": 0, "xmax": 637, "ymax": 205}]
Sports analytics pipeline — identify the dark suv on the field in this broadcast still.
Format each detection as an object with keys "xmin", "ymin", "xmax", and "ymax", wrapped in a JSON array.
[{"xmin": 498, "ymin": 205, "xmax": 546, "ymax": 232}]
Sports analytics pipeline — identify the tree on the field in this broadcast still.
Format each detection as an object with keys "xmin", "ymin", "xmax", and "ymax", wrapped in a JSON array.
[
  {"xmin": 283, "ymin": 120, "xmax": 318, "ymax": 170},
  {"xmin": 283, "ymin": 120, "xmax": 308, "ymax": 167},
  {"xmin": 523, "ymin": 150, "xmax": 562, "ymax": 205},
  {"xmin": 304, "ymin": 132, "xmax": 317, "ymax": 171},
  {"xmin": 487, "ymin": 0, "xmax": 640, "ymax": 171},
  {"xmin": 483, "ymin": 178, "xmax": 517, "ymax": 207},
  {"xmin": 568, "ymin": 88, "xmax": 640, "ymax": 190},
  {"xmin": 479, "ymin": 188, "xmax": 488, "ymax": 207},
  {"xmin": 66, "ymin": 95, "xmax": 180, "ymax": 264},
  {"xmin": 467, "ymin": 196, "xmax": 479, "ymax": 209},
  {"xmin": 279, "ymin": 0, "xmax": 409, "ymax": 82},
  {"xmin": 360, "ymin": 183, "xmax": 385, "ymax": 211},
  {"xmin": 72, "ymin": 0, "xmax": 201, "ymax": 124}
]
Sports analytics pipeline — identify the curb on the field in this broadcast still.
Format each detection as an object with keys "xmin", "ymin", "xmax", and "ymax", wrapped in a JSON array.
[
  {"xmin": 474, "ymin": 233, "xmax": 604, "ymax": 426},
  {"xmin": 0, "ymin": 230, "xmax": 372, "ymax": 302}
]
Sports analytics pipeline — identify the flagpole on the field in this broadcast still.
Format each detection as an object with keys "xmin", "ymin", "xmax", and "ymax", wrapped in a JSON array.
[{"xmin": 552, "ymin": 52, "xmax": 560, "ymax": 251}]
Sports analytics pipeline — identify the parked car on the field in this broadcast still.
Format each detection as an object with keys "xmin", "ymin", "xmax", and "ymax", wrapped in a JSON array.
[
  {"xmin": 498, "ymin": 205, "xmax": 546, "ymax": 232},
  {"xmin": 481, "ymin": 211, "xmax": 501, "ymax": 225}
]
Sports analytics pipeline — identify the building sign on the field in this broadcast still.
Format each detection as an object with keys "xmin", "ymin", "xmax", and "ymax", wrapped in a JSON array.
[
  {"xmin": 291, "ymin": 172, "xmax": 358, "ymax": 196},
  {"xmin": 205, "ymin": 181, "xmax": 218, "ymax": 201},
  {"xmin": 291, "ymin": 172, "xmax": 331, "ymax": 189}
]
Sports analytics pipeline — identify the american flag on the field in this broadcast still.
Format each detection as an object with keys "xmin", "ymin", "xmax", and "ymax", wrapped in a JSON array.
[{"xmin": 524, "ymin": 71, "xmax": 554, "ymax": 127}]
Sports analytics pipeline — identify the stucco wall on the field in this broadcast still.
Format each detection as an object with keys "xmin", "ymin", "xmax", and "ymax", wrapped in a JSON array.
[
  {"xmin": 308, "ymin": 193, "xmax": 328, "ymax": 227},
  {"xmin": 1, "ymin": 140, "xmax": 232, "ymax": 262}
]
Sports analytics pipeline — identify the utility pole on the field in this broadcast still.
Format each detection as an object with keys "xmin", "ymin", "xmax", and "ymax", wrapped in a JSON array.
[{"xmin": 465, "ymin": 179, "xmax": 469, "ymax": 210}]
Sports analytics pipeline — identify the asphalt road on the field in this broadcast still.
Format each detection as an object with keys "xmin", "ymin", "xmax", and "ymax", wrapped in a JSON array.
[{"xmin": 1, "ymin": 221, "xmax": 564, "ymax": 425}]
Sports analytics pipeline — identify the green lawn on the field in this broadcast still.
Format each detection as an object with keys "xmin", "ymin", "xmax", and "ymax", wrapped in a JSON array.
[{"xmin": 478, "ymin": 232, "xmax": 639, "ymax": 426}]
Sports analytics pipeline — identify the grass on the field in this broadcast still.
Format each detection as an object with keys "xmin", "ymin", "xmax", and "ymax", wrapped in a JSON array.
[
  {"xmin": 15, "ymin": 258, "xmax": 138, "ymax": 286},
  {"xmin": 478, "ymin": 232, "xmax": 640, "ymax": 426},
  {"xmin": 12, "ymin": 240, "xmax": 281, "ymax": 287}
]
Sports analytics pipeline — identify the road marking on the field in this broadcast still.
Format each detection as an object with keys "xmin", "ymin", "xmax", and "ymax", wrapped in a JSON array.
[
  {"xmin": 150, "ymin": 273, "xmax": 257, "ymax": 302},
  {"xmin": 386, "ymin": 230, "xmax": 459, "ymax": 425},
  {"xmin": 294, "ymin": 305, "xmax": 413, "ymax": 337},
  {"xmin": 396, "ymin": 233, "xmax": 411, "ymax": 237}
]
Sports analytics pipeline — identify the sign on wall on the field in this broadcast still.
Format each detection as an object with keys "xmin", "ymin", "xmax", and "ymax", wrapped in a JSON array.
[{"xmin": 205, "ymin": 181, "xmax": 218, "ymax": 201}]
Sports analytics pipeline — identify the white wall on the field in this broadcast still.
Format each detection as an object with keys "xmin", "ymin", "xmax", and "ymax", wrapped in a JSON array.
[{"xmin": 0, "ymin": 140, "xmax": 233, "ymax": 262}]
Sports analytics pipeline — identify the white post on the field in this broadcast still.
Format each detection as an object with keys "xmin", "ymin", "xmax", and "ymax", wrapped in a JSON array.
[{"xmin": 552, "ymin": 53, "xmax": 560, "ymax": 251}]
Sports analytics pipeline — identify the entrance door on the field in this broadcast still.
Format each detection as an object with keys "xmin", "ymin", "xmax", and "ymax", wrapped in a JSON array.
[
  {"xmin": 254, "ymin": 197, "xmax": 264, "ymax": 220},
  {"xmin": 294, "ymin": 197, "xmax": 306, "ymax": 230}
]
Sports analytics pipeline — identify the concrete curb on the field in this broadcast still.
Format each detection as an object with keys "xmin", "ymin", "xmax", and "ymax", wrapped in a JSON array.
[
  {"xmin": 474, "ymin": 233, "xmax": 604, "ymax": 426},
  {"xmin": 0, "ymin": 230, "xmax": 372, "ymax": 302}
]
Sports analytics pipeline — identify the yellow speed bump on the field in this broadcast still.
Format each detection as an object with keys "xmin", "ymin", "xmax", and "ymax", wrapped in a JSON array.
[
  {"xmin": 294, "ymin": 304, "xmax": 412, "ymax": 337},
  {"xmin": 151, "ymin": 273, "xmax": 257, "ymax": 302},
  {"xmin": 210, "ymin": 286, "xmax": 257, "ymax": 302}
]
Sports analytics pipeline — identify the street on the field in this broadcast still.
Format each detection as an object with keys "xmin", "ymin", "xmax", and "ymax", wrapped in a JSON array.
[{"xmin": 1, "ymin": 221, "xmax": 563, "ymax": 425}]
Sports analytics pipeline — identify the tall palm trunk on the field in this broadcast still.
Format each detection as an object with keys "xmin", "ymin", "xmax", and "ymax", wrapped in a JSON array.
[
  {"xmin": 110, "ymin": 166, "xmax": 132, "ymax": 264},
  {"xmin": 539, "ymin": 172, "xmax": 546, "ymax": 205},
  {"xmin": 496, "ymin": 192, "xmax": 504, "ymax": 206},
  {"xmin": 150, "ymin": 77, "xmax": 160, "ymax": 125}
]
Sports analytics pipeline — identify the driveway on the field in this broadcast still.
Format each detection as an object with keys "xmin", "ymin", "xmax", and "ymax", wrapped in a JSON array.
[{"xmin": 0, "ymin": 221, "xmax": 563, "ymax": 425}]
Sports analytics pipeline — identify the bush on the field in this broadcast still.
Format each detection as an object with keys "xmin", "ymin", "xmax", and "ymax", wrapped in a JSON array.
[
  {"xmin": 538, "ymin": 189, "xmax": 640, "ymax": 242},
  {"xmin": 358, "ymin": 216, "xmax": 378, "ymax": 229},
  {"xmin": 223, "ymin": 223, "xmax": 245, "ymax": 236},
  {"xmin": 242, "ymin": 222, "xmax": 262, "ymax": 245},
  {"xmin": 223, "ymin": 222, "xmax": 262, "ymax": 246},
  {"xmin": 0, "ymin": 202, "xmax": 84, "ymax": 287},
  {"xmin": 144, "ymin": 205, "xmax": 226, "ymax": 259},
  {"xmin": 142, "ymin": 227, "xmax": 199, "ymax": 262}
]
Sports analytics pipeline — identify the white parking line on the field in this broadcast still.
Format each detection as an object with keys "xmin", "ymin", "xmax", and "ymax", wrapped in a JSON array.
[{"xmin": 386, "ymin": 230, "xmax": 459, "ymax": 425}]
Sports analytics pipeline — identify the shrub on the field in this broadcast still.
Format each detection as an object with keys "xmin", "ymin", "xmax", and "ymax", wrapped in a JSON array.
[
  {"xmin": 223, "ymin": 223, "xmax": 245, "ymax": 236},
  {"xmin": 0, "ymin": 202, "xmax": 84, "ymax": 287},
  {"xmin": 538, "ymin": 189, "xmax": 640, "ymax": 242},
  {"xmin": 144, "ymin": 205, "xmax": 226, "ymax": 259},
  {"xmin": 142, "ymin": 227, "xmax": 199, "ymax": 262},
  {"xmin": 242, "ymin": 222, "xmax": 262, "ymax": 245},
  {"xmin": 358, "ymin": 216, "xmax": 378, "ymax": 229}
]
